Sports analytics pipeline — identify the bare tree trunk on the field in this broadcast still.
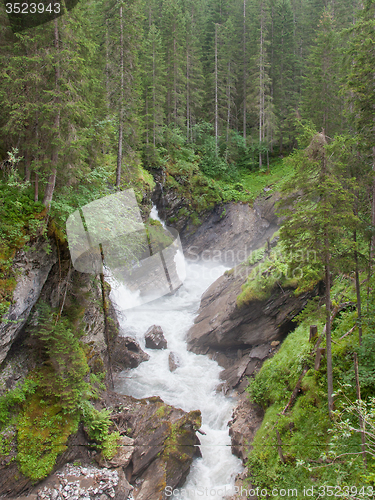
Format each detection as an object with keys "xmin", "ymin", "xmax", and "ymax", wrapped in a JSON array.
[
  {"xmin": 153, "ymin": 36, "xmax": 156, "ymax": 146},
  {"xmin": 354, "ymin": 352, "xmax": 367, "ymax": 468},
  {"xmin": 105, "ymin": 18, "xmax": 110, "ymax": 109},
  {"xmin": 187, "ymin": 45, "xmax": 190, "ymax": 140},
  {"xmin": 259, "ymin": 1, "xmax": 264, "ymax": 169},
  {"xmin": 227, "ymin": 61, "xmax": 231, "ymax": 143},
  {"xmin": 43, "ymin": 18, "xmax": 59, "ymax": 207},
  {"xmin": 354, "ymin": 229, "xmax": 363, "ymax": 345},
  {"xmin": 371, "ymin": 145, "xmax": 375, "ymax": 259},
  {"xmin": 34, "ymin": 172, "xmax": 39, "ymax": 202},
  {"xmin": 116, "ymin": 4, "xmax": 124, "ymax": 188},
  {"xmin": 215, "ymin": 23, "xmax": 219, "ymax": 155},
  {"xmin": 24, "ymin": 150, "xmax": 31, "ymax": 182},
  {"xmin": 325, "ymin": 252, "xmax": 334, "ymax": 417},
  {"xmin": 173, "ymin": 25, "xmax": 177, "ymax": 123},
  {"xmin": 243, "ymin": 0, "xmax": 246, "ymax": 140}
]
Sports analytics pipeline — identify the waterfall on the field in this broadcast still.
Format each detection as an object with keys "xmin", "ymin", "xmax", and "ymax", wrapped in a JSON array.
[{"xmin": 109, "ymin": 207, "xmax": 243, "ymax": 499}]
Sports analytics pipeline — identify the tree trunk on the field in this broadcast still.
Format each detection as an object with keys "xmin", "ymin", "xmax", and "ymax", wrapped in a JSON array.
[
  {"xmin": 215, "ymin": 23, "xmax": 219, "ymax": 155},
  {"xmin": 354, "ymin": 229, "xmax": 363, "ymax": 345},
  {"xmin": 354, "ymin": 352, "xmax": 367, "ymax": 468},
  {"xmin": 227, "ymin": 61, "xmax": 231, "ymax": 143},
  {"xmin": 116, "ymin": 4, "xmax": 124, "ymax": 189},
  {"xmin": 325, "ymin": 252, "xmax": 334, "ymax": 417},
  {"xmin": 259, "ymin": 1, "xmax": 264, "ymax": 169},
  {"xmin": 173, "ymin": 24, "xmax": 177, "ymax": 123},
  {"xmin": 187, "ymin": 45, "xmax": 190, "ymax": 140},
  {"xmin": 43, "ymin": 18, "xmax": 59, "ymax": 207},
  {"xmin": 34, "ymin": 172, "xmax": 39, "ymax": 202},
  {"xmin": 371, "ymin": 145, "xmax": 375, "ymax": 259},
  {"xmin": 243, "ymin": 0, "xmax": 246, "ymax": 140},
  {"xmin": 152, "ymin": 36, "xmax": 156, "ymax": 146}
]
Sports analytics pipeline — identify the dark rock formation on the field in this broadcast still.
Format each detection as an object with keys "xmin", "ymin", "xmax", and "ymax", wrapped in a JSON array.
[
  {"xmin": 0, "ymin": 392, "xmax": 202, "ymax": 500},
  {"xmin": 187, "ymin": 261, "xmax": 317, "ymax": 357},
  {"xmin": 228, "ymin": 393, "xmax": 264, "ymax": 463},
  {"xmin": 112, "ymin": 337, "xmax": 150, "ymax": 372},
  {"xmin": 106, "ymin": 392, "xmax": 202, "ymax": 500},
  {"xmin": 144, "ymin": 325, "xmax": 167, "ymax": 350},
  {"xmin": 181, "ymin": 195, "xmax": 280, "ymax": 266},
  {"xmin": 153, "ymin": 180, "xmax": 281, "ymax": 266},
  {"xmin": 0, "ymin": 238, "xmax": 57, "ymax": 365},
  {"xmin": 168, "ymin": 352, "xmax": 180, "ymax": 372}
]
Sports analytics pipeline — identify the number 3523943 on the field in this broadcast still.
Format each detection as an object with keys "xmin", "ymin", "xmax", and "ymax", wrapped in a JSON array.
[{"xmin": 5, "ymin": 3, "xmax": 61, "ymax": 14}]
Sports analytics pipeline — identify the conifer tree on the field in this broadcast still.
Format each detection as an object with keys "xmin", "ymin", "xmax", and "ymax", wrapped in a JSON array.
[
  {"xmin": 346, "ymin": 0, "xmax": 375, "ymax": 258},
  {"xmin": 301, "ymin": 9, "xmax": 343, "ymax": 138},
  {"xmin": 279, "ymin": 130, "xmax": 358, "ymax": 417}
]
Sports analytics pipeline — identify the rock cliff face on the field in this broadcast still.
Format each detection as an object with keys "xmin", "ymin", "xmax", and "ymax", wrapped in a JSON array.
[
  {"xmin": 0, "ymin": 238, "xmax": 57, "ymax": 366},
  {"xmin": 187, "ymin": 262, "xmax": 316, "ymax": 357},
  {"xmin": 181, "ymin": 195, "xmax": 280, "ymax": 266},
  {"xmin": 0, "ymin": 239, "xmax": 202, "ymax": 499},
  {"xmin": 153, "ymin": 182, "xmax": 281, "ymax": 266}
]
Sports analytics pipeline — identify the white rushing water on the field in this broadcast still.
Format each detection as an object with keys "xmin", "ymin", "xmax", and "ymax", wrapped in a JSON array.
[{"xmin": 109, "ymin": 211, "xmax": 243, "ymax": 499}]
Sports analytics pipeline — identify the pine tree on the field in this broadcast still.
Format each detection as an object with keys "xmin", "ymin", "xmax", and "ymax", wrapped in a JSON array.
[
  {"xmin": 279, "ymin": 130, "xmax": 358, "ymax": 416},
  {"xmin": 346, "ymin": 0, "xmax": 375, "ymax": 258},
  {"xmin": 301, "ymin": 9, "xmax": 343, "ymax": 138},
  {"xmin": 142, "ymin": 24, "xmax": 166, "ymax": 148}
]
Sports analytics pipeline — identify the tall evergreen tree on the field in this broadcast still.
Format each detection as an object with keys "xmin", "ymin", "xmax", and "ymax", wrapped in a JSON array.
[{"xmin": 301, "ymin": 9, "xmax": 343, "ymax": 137}]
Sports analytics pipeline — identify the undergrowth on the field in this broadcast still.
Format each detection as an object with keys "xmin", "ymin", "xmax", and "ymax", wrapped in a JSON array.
[{"xmin": 245, "ymin": 274, "xmax": 375, "ymax": 495}]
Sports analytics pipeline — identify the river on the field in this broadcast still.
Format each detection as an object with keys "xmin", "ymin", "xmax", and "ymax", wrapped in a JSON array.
[{"xmin": 108, "ymin": 210, "xmax": 243, "ymax": 499}]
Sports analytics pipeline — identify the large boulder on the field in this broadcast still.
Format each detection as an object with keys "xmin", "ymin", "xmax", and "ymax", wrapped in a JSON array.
[
  {"xmin": 187, "ymin": 261, "xmax": 318, "ymax": 358},
  {"xmin": 145, "ymin": 325, "xmax": 167, "ymax": 349},
  {"xmin": 181, "ymin": 195, "xmax": 281, "ymax": 266},
  {"xmin": 112, "ymin": 336, "xmax": 150, "ymax": 372},
  {"xmin": 106, "ymin": 393, "xmax": 202, "ymax": 500}
]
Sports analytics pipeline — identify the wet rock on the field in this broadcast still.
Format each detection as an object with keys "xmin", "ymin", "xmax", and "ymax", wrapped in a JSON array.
[
  {"xmin": 105, "ymin": 392, "xmax": 202, "ymax": 500},
  {"xmin": 187, "ymin": 261, "xmax": 318, "ymax": 354},
  {"xmin": 114, "ymin": 468, "xmax": 133, "ymax": 500},
  {"xmin": 181, "ymin": 196, "xmax": 281, "ymax": 266},
  {"xmin": 112, "ymin": 337, "xmax": 150, "ymax": 371},
  {"xmin": 219, "ymin": 356, "xmax": 250, "ymax": 389},
  {"xmin": 168, "ymin": 352, "xmax": 180, "ymax": 372},
  {"xmin": 249, "ymin": 344, "xmax": 270, "ymax": 360},
  {"xmin": 144, "ymin": 325, "xmax": 167, "ymax": 349},
  {"xmin": 228, "ymin": 394, "xmax": 264, "ymax": 463},
  {"xmin": 96, "ymin": 436, "xmax": 135, "ymax": 468},
  {"xmin": 0, "ymin": 238, "xmax": 57, "ymax": 365}
]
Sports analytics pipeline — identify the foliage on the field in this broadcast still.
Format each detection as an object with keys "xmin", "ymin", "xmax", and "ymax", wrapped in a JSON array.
[
  {"xmin": 79, "ymin": 400, "xmax": 120, "ymax": 458},
  {"xmin": 34, "ymin": 303, "xmax": 90, "ymax": 412},
  {"xmin": 0, "ymin": 379, "xmax": 38, "ymax": 429},
  {"xmin": 0, "ymin": 177, "xmax": 46, "ymax": 321},
  {"xmin": 237, "ymin": 242, "xmax": 319, "ymax": 308},
  {"xmin": 17, "ymin": 395, "xmax": 79, "ymax": 482},
  {"xmin": 246, "ymin": 274, "xmax": 375, "ymax": 492}
]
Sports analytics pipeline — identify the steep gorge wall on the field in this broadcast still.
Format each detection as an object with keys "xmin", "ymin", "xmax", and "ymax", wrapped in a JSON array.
[{"xmin": 0, "ymin": 238, "xmax": 201, "ymax": 499}]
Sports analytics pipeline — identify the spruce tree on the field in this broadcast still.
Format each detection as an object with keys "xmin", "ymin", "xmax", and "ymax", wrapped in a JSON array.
[{"xmin": 279, "ymin": 130, "xmax": 358, "ymax": 417}]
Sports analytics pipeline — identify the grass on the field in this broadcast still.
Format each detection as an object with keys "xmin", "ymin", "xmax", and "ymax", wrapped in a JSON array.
[{"xmin": 245, "ymin": 274, "xmax": 375, "ymax": 494}]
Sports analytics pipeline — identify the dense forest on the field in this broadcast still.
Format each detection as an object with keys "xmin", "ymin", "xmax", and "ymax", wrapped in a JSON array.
[{"xmin": 1, "ymin": 0, "xmax": 375, "ymax": 496}]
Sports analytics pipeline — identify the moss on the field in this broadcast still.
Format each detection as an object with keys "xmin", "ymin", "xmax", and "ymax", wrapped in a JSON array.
[
  {"xmin": 245, "ymin": 273, "xmax": 375, "ymax": 492},
  {"xmin": 17, "ymin": 393, "xmax": 79, "ymax": 482},
  {"xmin": 237, "ymin": 243, "xmax": 320, "ymax": 308}
]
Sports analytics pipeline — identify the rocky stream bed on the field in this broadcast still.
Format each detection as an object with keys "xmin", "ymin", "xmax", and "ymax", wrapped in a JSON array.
[{"xmin": 0, "ymin": 192, "xmax": 314, "ymax": 500}]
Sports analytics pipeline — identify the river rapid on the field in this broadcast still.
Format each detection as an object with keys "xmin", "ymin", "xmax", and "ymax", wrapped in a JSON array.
[{"xmin": 109, "ymin": 255, "xmax": 243, "ymax": 499}]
